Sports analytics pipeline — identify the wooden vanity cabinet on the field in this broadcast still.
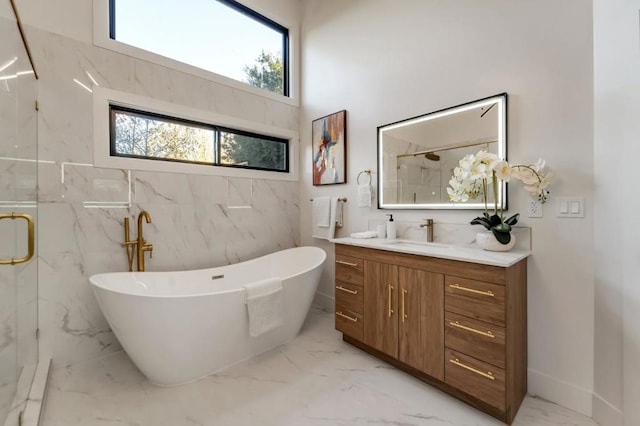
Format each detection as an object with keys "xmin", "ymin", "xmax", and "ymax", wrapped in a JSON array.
[
  {"xmin": 334, "ymin": 252, "xmax": 365, "ymax": 341},
  {"xmin": 362, "ymin": 261, "xmax": 444, "ymax": 379},
  {"xmin": 334, "ymin": 243, "xmax": 527, "ymax": 424}
]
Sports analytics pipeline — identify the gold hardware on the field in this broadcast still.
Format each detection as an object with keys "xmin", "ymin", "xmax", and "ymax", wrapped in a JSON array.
[
  {"xmin": 136, "ymin": 211, "xmax": 153, "ymax": 272},
  {"xmin": 336, "ymin": 311, "xmax": 358, "ymax": 322},
  {"xmin": 310, "ymin": 197, "xmax": 347, "ymax": 202},
  {"xmin": 402, "ymin": 289, "xmax": 407, "ymax": 323},
  {"xmin": 356, "ymin": 169, "xmax": 372, "ymax": 185},
  {"xmin": 450, "ymin": 358, "xmax": 495, "ymax": 381},
  {"xmin": 449, "ymin": 283, "xmax": 494, "ymax": 297},
  {"xmin": 336, "ymin": 259, "xmax": 358, "ymax": 267},
  {"xmin": 419, "ymin": 218, "xmax": 434, "ymax": 242},
  {"xmin": 336, "ymin": 285, "xmax": 358, "ymax": 295},
  {"xmin": 388, "ymin": 284, "xmax": 394, "ymax": 318},
  {"xmin": 449, "ymin": 321, "xmax": 495, "ymax": 338},
  {"xmin": 0, "ymin": 213, "xmax": 35, "ymax": 265},
  {"xmin": 123, "ymin": 217, "xmax": 136, "ymax": 272},
  {"xmin": 122, "ymin": 211, "xmax": 154, "ymax": 272}
]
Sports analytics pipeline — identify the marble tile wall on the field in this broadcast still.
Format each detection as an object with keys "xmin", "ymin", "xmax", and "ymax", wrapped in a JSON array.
[{"xmin": 26, "ymin": 27, "xmax": 301, "ymax": 367}]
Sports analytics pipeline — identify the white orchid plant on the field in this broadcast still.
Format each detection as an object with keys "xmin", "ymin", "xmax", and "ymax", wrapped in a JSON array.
[{"xmin": 447, "ymin": 150, "xmax": 552, "ymax": 245}]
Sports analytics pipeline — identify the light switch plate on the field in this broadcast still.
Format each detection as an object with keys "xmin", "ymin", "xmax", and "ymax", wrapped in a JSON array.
[{"xmin": 556, "ymin": 197, "xmax": 585, "ymax": 218}]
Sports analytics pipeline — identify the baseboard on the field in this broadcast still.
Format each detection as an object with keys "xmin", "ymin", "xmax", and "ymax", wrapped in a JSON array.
[
  {"xmin": 528, "ymin": 368, "xmax": 593, "ymax": 417},
  {"xmin": 313, "ymin": 291, "xmax": 334, "ymax": 312},
  {"xmin": 592, "ymin": 392, "xmax": 623, "ymax": 426},
  {"xmin": 21, "ymin": 358, "xmax": 51, "ymax": 426}
]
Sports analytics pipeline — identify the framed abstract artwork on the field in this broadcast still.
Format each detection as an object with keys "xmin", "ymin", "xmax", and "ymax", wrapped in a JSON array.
[{"xmin": 312, "ymin": 110, "xmax": 347, "ymax": 185}]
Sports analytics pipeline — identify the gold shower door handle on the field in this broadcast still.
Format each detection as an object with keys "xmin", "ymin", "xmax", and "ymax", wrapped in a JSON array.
[{"xmin": 0, "ymin": 213, "xmax": 35, "ymax": 265}]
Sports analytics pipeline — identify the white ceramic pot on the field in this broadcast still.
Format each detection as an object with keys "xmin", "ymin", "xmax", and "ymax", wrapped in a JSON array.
[{"xmin": 476, "ymin": 230, "xmax": 516, "ymax": 252}]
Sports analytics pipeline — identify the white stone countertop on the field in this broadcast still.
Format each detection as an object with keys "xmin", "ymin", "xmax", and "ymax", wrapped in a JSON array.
[{"xmin": 330, "ymin": 237, "xmax": 531, "ymax": 268}]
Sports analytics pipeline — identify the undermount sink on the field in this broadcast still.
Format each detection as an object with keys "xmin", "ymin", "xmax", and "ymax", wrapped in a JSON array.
[{"xmin": 382, "ymin": 239, "xmax": 452, "ymax": 250}]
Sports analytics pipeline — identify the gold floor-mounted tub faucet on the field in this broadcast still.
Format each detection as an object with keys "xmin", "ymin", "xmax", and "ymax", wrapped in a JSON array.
[{"xmin": 123, "ymin": 210, "xmax": 154, "ymax": 272}]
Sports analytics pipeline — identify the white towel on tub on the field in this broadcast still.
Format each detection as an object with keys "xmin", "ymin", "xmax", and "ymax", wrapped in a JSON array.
[{"xmin": 244, "ymin": 277, "xmax": 284, "ymax": 337}]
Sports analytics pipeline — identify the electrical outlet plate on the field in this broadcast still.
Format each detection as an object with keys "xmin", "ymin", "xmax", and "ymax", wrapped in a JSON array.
[{"xmin": 527, "ymin": 199, "xmax": 543, "ymax": 218}]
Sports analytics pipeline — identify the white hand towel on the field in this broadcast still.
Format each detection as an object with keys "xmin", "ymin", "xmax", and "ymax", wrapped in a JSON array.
[
  {"xmin": 357, "ymin": 184, "xmax": 372, "ymax": 207},
  {"xmin": 244, "ymin": 277, "xmax": 284, "ymax": 337},
  {"xmin": 350, "ymin": 231, "xmax": 378, "ymax": 239},
  {"xmin": 312, "ymin": 197, "xmax": 339, "ymax": 240},
  {"xmin": 312, "ymin": 196, "xmax": 331, "ymax": 227}
]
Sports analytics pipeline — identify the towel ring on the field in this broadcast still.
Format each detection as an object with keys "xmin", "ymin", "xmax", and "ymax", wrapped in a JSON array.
[{"xmin": 357, "ymin": 169, "xmax": 372, "ymax": 185}]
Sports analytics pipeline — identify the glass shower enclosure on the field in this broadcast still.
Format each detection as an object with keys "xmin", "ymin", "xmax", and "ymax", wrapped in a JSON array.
[{"xmin": 0, "ymin": 0, "xmax": 39, "ymax": 423}]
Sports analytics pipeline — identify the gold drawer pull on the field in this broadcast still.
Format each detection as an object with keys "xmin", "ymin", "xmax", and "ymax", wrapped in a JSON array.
[
  {"xmin": 449, "ymin": 283, "xmax": 494, "ymax": 297},
  {"xmin": 450, "ymin": 358, "xmax": 495, "ymax": 381},
  {"xmin": 336, "ymin": 311, "xmax": 358, "ymax": 322},
  {"xmin": 336, "ymin": 259, "xmax": 358, "ymax": 267},
  {"xmin": 336, "ymin": 285, "xmax": 358, "ymax": 295},
  {"xmin": 449, "ymin": 321, "xmax": 495, "ymax": 338},
  {"xmin": 388, "ymin": 284, "xmax": 394, "ymax": 318},
  {"xmin": 402, "ymin": 289, "xmax": 407, "ymax": 323}
]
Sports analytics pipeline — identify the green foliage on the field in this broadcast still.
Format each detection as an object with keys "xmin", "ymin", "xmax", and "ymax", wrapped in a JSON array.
[
  {"xmin": 217, "ymin": 51, "xmax": 287, "ymax": 170},
  {"xmin": 220, "ymin": 132, "xmax": 285, "ymax": 171},
  {"xmin": 113, "ymin": 51, "xmax": 287, "ymax": 171},
  {"xmin": 470, "ymin": 212, "xmax": 520, "ymax": 244},
  {"xmin": 243, "ymin": 50, "xmax": 283, "ymax": 94},
  {"xmin": 114, "ymin": 113, "xmax": 213, "ymax": 163}
]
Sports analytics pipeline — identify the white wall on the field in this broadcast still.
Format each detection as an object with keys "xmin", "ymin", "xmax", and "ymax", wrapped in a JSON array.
[
  {"xmin": 11, "ymin": 0, "xmax": 302, "ymax": 368},
  {"xmin": 301, "ymin": 0, "xmax": 595, "ymax": 416},
  {"xmin": 593, "ymin": 1, "xmax": 640, "ymax": 425}
]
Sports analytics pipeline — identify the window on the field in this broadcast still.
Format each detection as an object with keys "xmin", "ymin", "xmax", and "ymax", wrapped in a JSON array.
[
  {"xmin": 109, "ymin": 0, "xmax": 289, "ymax": 96},
  {"xmin": 110, "ymin": 106, "xmax": 289, "ymax": 173}
]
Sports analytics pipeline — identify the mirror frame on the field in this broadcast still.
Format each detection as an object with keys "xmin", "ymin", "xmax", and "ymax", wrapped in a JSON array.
[{"xmin": 377, "ymin": 93, "xmax": 508, "ymax": 210}]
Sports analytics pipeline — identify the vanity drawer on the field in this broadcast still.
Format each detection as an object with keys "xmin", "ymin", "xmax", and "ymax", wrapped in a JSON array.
[
  {"xmin": 335, "ymin": 281, "xmax": 363, "ymax": 314},
  {"xmin": 335, "ymin": 254, "xmax": 364, "ymax": 285},
  {"xmin": 445, "ymin": 312, "xmax": 505, "ymax": 369},
  {"xmin": 445, "ymin": 276, "xmax": 505, "ymax": 327},
  {"xmin": 335, "ymin": 305, "xmax": 363, "ymax": 341},
  {"xmin": 445, "ymin": 348, "xmax": 505, "ymax": 411}
]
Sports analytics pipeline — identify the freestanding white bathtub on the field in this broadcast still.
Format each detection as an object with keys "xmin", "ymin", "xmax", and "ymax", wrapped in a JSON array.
[{"xmin": 89, "ymin": 246, "xmax": 326, "ymax": 386}]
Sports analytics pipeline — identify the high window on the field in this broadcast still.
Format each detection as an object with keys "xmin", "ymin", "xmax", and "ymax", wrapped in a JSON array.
[
  {"xmin": 110, "ymin": 106, "xmax": 289, "ymax": 173},
  {"xmin": 109, "ymin": 0, "xmax": 289, "ymax": 96}
]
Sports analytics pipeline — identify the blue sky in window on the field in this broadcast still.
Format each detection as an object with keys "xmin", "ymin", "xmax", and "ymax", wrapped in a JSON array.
[{"xmin": 115, "ymin": 0, "xmax": 283, "ymax": 81}]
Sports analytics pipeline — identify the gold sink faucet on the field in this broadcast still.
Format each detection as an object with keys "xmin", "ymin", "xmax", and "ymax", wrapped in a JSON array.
[
  {"xmin": 420, "ymin": 218, "xmax": 434, "ymax": 243},
  {"xmin": 122, "ymin": 210, "xmax": 154, "ymax": 272},
  {"xmin": 136, "ymin": 210, "xmax": 153, "ymax": 272}
]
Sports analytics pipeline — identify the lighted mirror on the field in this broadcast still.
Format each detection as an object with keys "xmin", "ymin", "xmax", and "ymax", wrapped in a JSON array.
[{"xmin": 377, "ymin": 93, "xmax": 507, "ymax": 210}]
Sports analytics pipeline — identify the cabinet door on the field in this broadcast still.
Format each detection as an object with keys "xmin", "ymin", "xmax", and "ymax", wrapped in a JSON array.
[
  {"xmin": 398, "ymin": 267, "xmax": 444, "ymax": 380},
  {"xmin": 363, "ymin": 261, "xmax": 398, "ymax": 358}
]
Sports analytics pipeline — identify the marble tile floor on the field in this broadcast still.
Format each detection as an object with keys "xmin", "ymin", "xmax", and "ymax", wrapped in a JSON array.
[{"xmin": 42, "ymin": 307, "xmax": 598, "ymax": 426}]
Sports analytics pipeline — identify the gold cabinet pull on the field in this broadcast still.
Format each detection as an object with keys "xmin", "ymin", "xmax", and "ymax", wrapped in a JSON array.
[
  {"xmin": 449, "ymin": 321, "xmax": 495, "ymax": 338},
  {"xmin": 402, "ymin": 289, "xmax": 408, "ymax": 323},
  {"xmin": 449, "ymin": 283, "xmax": 494, "ymax": 297},
  {"xmin": 336, "ymin": 285, "xmax": 358, "ymax": 295},
  {"xmin": 450, "ymin": 358, "xmax": 495, "ymax": 381},
  {"xmin": 336, "ymin": 311, "xmax": 358, "ymax": 322},
  {"xmin": 336, "ymin": 259, "xmax": 358, "ymax": 267},
  {"xmin": 0, "ymin": 213, "xmax": 35, "ymax": 265},
  {"xmin": 388, "ymin": 284, "xmax": 394, "ymax": 318}
]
